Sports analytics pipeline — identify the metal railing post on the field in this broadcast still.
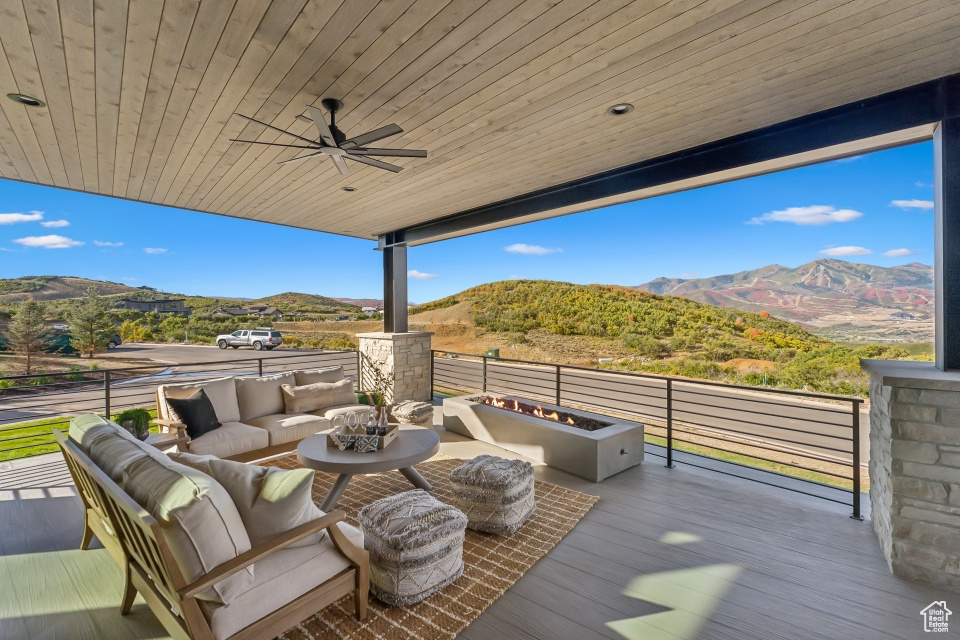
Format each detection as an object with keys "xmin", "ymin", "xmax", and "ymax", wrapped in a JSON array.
[
  {"xmin": 665, "ymin": 378, "xmax": 674, "ymax": 468},
  {"xmin": 104, "ymin": 370, "xmax": 111, "ymax": 420},
  {"xmin": 555, "ymin": 364, "xmax": 561, "ymax": 406},
  {"xmin": 482, "ymin": 356, "xmax": 487, "ymax": 392},
  {"xmin": 258, "ymin": 358, "xmax": 263, "ymax": 376},
  {"xmin": 852, "ymin": 399, "xmax": 863, "ymax": 520},
  {"xmin": 357, "ymin": 349, "xmax": 362, "ymax": 390},
  {"xmin": 430, "ymin": 351, "xmax": 435, "ymax": 399}
]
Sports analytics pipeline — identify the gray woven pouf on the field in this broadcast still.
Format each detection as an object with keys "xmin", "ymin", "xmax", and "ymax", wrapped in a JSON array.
[
  {"xmin": 449, "ymin": 455, "xmax": 536, "ymax": 535},
  {"xmin": 358, "ymin": 489, "xmax": 467, "ymax": 606},
  {"xmin": 388, "ymin": 400, "xmax": 435, "ymax": 426}
]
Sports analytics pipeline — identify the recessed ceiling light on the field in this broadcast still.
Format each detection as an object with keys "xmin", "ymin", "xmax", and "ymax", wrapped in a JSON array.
[
  {"xmin": 7, "ymin": 93, "xmax": 45, "ymax": 107},
  {"xmin": 608, "ymin": 103, "xmax": 633, "ymax": 115},
  {"xmin": 342, "ymin": 186, "xmax": 357, "ymax": 192}
]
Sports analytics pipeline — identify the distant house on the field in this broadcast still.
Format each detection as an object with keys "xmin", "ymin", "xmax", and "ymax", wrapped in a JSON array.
[
  {"xmin": 120, "ymin": 298, "xmax": 191, "ymax": 315},
  {"xmin": 362, "ymin": 306, "xmax": 380, "ymax": 316},
  {"xmin": 890, "ymin": 312, "xmax": 916, "ymax": 320},
  {"xmin": 214, "ymin": 305, "xmax": 283, "ymax": 319}
]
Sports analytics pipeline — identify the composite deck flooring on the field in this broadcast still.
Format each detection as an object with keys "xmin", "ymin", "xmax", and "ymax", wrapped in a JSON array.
[{"xmin": 0, "ymin": 425, "xmax": 945, "ymax": 640}]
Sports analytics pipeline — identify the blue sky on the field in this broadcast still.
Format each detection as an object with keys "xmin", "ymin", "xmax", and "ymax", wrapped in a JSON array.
[{"xmin": 0, "ymin": 142, "xmax": 934, "ymax": 302}]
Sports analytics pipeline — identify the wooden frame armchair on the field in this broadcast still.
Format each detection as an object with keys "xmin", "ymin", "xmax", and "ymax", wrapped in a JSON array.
[{"xmin": 56, "ymin": 430, "xmax": 369, "ymax": 640}]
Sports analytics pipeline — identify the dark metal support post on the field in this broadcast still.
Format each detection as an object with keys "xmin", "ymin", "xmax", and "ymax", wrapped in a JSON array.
[
  {"xmin": 258, "ymin": 358, "xmax": 263, "ymax": 376},
  {"xmin": 555, "ymin": 365, "xmax": 561, "ymax": 406},
  {"xmin": 382, "ymin": 242, "xmax": 408, "ymax": 334},
  {"xmin": 935, "ymin": 117, "xmax": 960, "ymax": 370},
  {"xmin": 482, "ymin": 356, "xmax": 487, "ymax": 392},
  {"xmin": 357, "ymin": 350, "xmax": 362, "ymax": 390},
  {"xmin": 103, "ymin": 370, "xmax": 111, "ymax": 420},
  {"xmin": 852, "ymin": 399, "xmax": 863, "ymax": 520},
  {"xmin": 430, "ymin": 350, "xmax": 435, "ymax": 399},
  {"xmin": 665, "ymin": 379, "xmax": 674, "ymax": 468}
]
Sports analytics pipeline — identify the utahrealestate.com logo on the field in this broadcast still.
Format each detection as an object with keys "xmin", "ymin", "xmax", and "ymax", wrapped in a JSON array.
[{"xmin": 921, "ymin": 601, "xmax": 952, "ymax": 633}]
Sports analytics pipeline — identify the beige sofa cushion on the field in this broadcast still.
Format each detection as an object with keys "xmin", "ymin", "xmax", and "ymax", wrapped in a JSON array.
[
  {"xmin": 89, "ymin": 431, "xmax": 153, "ymax": 482},
  {"xmin": 293, "ymin": 366, "xmax": 344, "ymax": 386},
  {"xmin": 235, "ymin": 372, "xmax": 295, "ymax": 422},
  {"xmin": 280, "ymin": 378, "xmax": 355, "ymax": 414},
  {"xmin": 122, "ymin": 455, "xmax": 254, "ymax": 604},
  {"xmin": 187, "ymin": 422, "xmax": 269, "ymax": 459},
  {"xmin": 208, "ymin": 459, "xmax": 325, "ymax": 548},
  {"xmin": 309, "ymin": 404, "xmax": 375, "ymax": 422},
  {"xmin": 199, "ymin": 522, "xmax": 363, "ymax": 640},
  {"xmin": 245, "ymin": 413, "xmax": 329, "ymax": 446},
  {"xmin": 159, "ymin": 377, "xmax": 241, "ymax": 424},
  {"xmin": 68, "ymin": 414, "xmax": 135, "ymax": 453}
]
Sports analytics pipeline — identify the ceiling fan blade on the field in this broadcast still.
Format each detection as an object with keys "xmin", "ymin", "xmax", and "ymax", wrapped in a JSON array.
[
  {"xmin": 330, "ymin": 154, "xmax": 351, "ymax": 176},
  {"xmin": 341, "ymin": 123, "xmax": 403, "ymax": 148},
  {"xmin": 230, "ymin": 139, "xmax": 322, "ymax": 149},
  {"xmin": 306, "ymin": 105, "xmax": 337, "ymax": 147},
  {"xmin": 348, "ymin": 147, "xmax": 427, "ymax": 158},
  {"xmin": 234, "ymin": 113, "xmax": 319, "ymax": 145},
  {"xmin": 345, "ymin": 154, "xmax": 403, "ymax": 173},
  {"xmin": 277, "ymin": 150, "xmax": 325, "ymax": 165}
]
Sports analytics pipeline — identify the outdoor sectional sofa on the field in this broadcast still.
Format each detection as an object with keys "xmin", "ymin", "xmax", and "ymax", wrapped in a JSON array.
[
  {"xmin": 57, "ymin": 414, "xmax": 369, "ymax": 640},
  {"xmin": 155, "ymin": 366, "xmax": 374, "ymax": 462}
]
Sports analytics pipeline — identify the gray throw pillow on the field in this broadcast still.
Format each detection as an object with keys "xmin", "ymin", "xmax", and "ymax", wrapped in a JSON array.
[{"xmin": 281, "ymin": 378, "xmax": 356, "ymax": 414}]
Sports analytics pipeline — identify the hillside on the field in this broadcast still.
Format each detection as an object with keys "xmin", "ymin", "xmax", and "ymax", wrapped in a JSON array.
[
  {"xmin": 637, "ymin": 259, "xmax": 934, "ymax": 342},
  {"xmin": 250, "ymin": 292, "xmax": 360, "ymax": 313},
  {"xmin": 0, "ymin": 276, "xmax": 142, "ymax": 301}
]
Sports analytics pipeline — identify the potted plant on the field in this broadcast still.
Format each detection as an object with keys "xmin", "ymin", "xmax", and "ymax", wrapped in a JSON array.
[
  {"xmin": 113, "ymin": 407, "xmax": 152, "ymax": 441},
  {"xmin": 360, "ymin": 353, "xmax": 395, "ymax": 426}
]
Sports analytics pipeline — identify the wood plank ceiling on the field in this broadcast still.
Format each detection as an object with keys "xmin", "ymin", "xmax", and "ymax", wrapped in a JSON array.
[{"xmin": 1, "ymin": 0, "xmax": 959, "ymax": 243}]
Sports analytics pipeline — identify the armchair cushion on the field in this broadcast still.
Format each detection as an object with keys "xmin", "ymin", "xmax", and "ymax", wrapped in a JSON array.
[
  {"xmin": 280, "ymin": 378, "xmax": 355, "ymax": 414},
  {"xmin": 207, "ymin": 458, "xmax": 325, "ymax": 548},
  {"xmin": 167, "ymin": 389, "xmax": 221, "ymax": 440},
  {"xmin": 158, "ymin": 376, "xmax": 241, "ymax": 424},
  {"xmin": 187, "ymin": 422, "xmax": 269, "ymax": 459},
  {"xmin": 89, "ymin": 430, "xmax": 152, "ymax": 482},
  {"xmin": 198, "ymin": 522, "xmax": 363, "ymax": 640},
  {"xmin": 122, "ymin": 454, "xmax": 254, "ymax": 604},
  {"xmin": 235, "ymin": 372, "xmax": 295, "ymax": 421},
  {"xmin": 245, "ymin": 413, "xmax": 329, "ymax": 446},
  {"xmin": 293, "ymin": 365, "xmax": 344, "ymax": 386},
  {"xmin": 167, "ymin": 451, "xmax": 219, "ymax": 475}
]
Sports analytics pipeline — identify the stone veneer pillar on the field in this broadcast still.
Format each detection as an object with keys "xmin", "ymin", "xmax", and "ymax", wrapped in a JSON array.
[
  {"xmin": 357, "ymin": 332, "xmax": 433, "ymax": 403},
  {"xmin": 862, "ymin": 359, "xmax": 960, "ymax": 590}
]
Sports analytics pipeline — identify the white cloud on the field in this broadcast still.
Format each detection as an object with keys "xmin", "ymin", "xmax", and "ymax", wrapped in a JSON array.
[
  {"xmin": 13, "ymin": 234, "xmax": 84, "ymax": 249},
  {"xmin": 915, "ymin": 181, "xmax": 932, "ymax": 188},
  {"xmin": 40, "ymin": 219, "xmax": 69, "ymax": 228},
  {"xmin": 748, "ymin": 205, "xmax": 863, "ymax": 226},
  {"xmin": 94, "ymin": 240, "xmax": 123, "ymax": 247},
  {"xmin": 144, "ymin": 247, "xmax": 167, "ymax": 254},
  {"xmin": 504, "ymin": 243, "xmax": 562, "ymax": 255},
  {"xmin": 890, "ymin": 199, "xmax": 934, "ymax": 211},
  {"xmin": 121, "ymin": 277, "xmax": 139, "ymax": 282},
  {"xmin": 0, "ymin": 210, "xmax": 43, "ymax": 225},
  {"xmin": 883, "ymin": 248, "xmax": 914, "ymax": 257},
  {"xmin": 819, "ymin": 246, "xmax": 872, "ymax": 257},
  {"xmin": 408, "ymin": 270, "xmax": 437, "ymax": 280}
]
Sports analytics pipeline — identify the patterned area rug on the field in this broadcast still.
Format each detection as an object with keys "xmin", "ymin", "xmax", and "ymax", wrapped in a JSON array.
[{"xmin": 263, "ymin": 453, "xmax": 598, "ymax": 640}]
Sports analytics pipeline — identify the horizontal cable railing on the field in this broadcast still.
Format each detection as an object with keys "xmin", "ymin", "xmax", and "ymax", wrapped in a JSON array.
[
  {"xmin": 431, "ymin": 349, "xmax": 863, "ymax": 519},
  {"xmin": 0, "ymin": 350, "xmax": 359, "ymax": 462}
]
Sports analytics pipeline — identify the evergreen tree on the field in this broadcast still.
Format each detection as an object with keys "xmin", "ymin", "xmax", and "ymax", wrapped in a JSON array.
[
  {"xmin": 7, "ymin": 299, "xmax": 47, "ymax": 374},
  {"xmin": 69, "ymin": 288, "xmax": 113, "ymax": 358}
]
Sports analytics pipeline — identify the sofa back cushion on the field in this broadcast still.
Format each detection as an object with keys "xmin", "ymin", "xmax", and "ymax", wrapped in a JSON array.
[
  {"xmin": 208, "ymin": 459, "xmax": 325, "ymax": 548},
  {"xmin": 293, "ymin": 366, "xmax": 344, "ymax": 386},
  {"xmin": 280, "ymin": 378, "xmax": 356, "ymax": 414},
  {"xmin": 235, "ymin": 372, "xmax": 295, "ymax": 421},
  {"xmin": 89, "ymin": 430, "xmax": 153, "ymax": 483},
  {"xmin": 69, "ymin": 414, "xmax": 120, "ymax": 453},
  {"xmin": 122, "ymin": 454, "xmax": 254, "ymax": 604},
  {"xmin": 159, "ymin": 376, "xmax": 241, "ymax": 424}
]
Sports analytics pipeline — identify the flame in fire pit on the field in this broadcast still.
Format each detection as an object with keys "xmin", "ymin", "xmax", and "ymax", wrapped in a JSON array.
[{"xmin": 475, "ymin": 395, "xmax": 612, "ymax": 431}]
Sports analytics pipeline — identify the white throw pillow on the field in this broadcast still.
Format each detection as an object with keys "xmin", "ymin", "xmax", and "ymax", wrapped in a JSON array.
[
  {"xmin": 235, "ymin": 372, "xmax": 295, "ymax": 421},
  {"xmin": 280, "ymin": 378, "xmax": 356, "ymax": 414},
  {"xmin": 207, "ymin": 459, "xmax": 326, "ymax": 548},
  {"xmin": 294, "ymin": 366, "xmax": 344, "ymax": 386}
]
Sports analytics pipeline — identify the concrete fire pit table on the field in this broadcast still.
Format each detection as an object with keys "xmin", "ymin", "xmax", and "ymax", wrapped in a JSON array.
[
  {"xmin": 443, "ymin": 394, "xmax": 644, "ymax": 482},
  {"xmin": 297, "ymin": 425, "xmax": 440, "ymax": 511}
]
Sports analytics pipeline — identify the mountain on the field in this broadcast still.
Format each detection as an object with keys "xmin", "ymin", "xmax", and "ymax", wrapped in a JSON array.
[
  {"xmin": 250, "ymin": 292, "xmax": 360, "ymax": 313},
  {"xmin": 637, "ymin": 259, "xmax": 933, "ymax": 321},
  {"xmin": 333, "ymin": 297, "xmax": 382, "ymax": 309},
  {"xmin": 0, "ymin": 276, "xmax": 142, "ymax": 301}
]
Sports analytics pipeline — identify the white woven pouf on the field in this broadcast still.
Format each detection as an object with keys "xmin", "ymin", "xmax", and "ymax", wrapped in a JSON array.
[
  {"xmin": 358, "ymin": 489, "xmax": 467, "ymax": 606},
  {"xmin": 449, "ymin": 455, "xmax": 536, "ymax": 535},
  {"xmin": 388, "ymin": 400, "xmax": 435, "ymax": 426}
]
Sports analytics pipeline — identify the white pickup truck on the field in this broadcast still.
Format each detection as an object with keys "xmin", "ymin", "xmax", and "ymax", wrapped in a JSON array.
[{"xmin": 216, "ymin": 328, "xmax": 282, "ymax": 351}]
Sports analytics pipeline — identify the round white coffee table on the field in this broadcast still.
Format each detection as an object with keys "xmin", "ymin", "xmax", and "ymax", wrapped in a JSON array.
[{"xmin": 297, "ymin": 425, "xmax": 441, "ymax": 511}]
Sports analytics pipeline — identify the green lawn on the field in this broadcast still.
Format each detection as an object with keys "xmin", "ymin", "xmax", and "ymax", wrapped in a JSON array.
[{"xmin": 0, "ymin": 408, "xmax": 158, "ymax": 461}]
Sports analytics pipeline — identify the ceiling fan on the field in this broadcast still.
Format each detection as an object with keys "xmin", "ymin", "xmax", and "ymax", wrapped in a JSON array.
[{"xmin": 230, "ymin": 98, "xmax": 426, "ymax": 176}]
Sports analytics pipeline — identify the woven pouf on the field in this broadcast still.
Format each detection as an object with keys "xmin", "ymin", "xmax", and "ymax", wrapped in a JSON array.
[
  {"xmin": 388, "ymin": 400, "xmax": 435, "ymax": 426},
  {"xmin": 449, "ymin": 455, "xmax": 536, "ymax": 535},
  {"xmin": 358, "ymin": 489, "xmax": 467, "ymax": 606}
]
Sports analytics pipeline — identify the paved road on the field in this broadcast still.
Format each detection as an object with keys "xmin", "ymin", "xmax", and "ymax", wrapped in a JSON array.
[
  {"xmin": 99, "ymin": 342, "xmax": 330, "ymax": 365},
  {"xmin": 433, "ymin": 356, "xmax": 869, "ymax": 466}
]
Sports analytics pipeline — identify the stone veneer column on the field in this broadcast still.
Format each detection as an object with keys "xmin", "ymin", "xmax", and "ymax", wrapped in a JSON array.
[
  {"xmin": 357, "ymin": 332, "xmax": 433, "ymax": 402},
  {"xmin": 862, "ymin": 359, "xmax": 960, "ymax": 590}
]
